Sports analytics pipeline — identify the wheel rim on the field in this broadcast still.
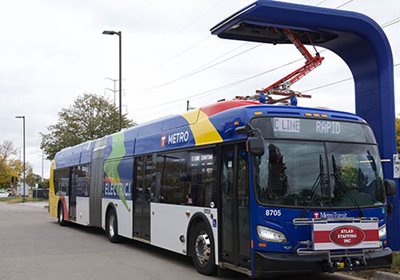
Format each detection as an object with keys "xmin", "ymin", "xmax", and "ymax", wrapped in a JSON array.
[
  {"xmin": 109, "ymin": 215, "xmax": 115, "ymax": 237},
  {"xmin": 195, "ymin": 232, "xmax": 211, "ymax": 265}
]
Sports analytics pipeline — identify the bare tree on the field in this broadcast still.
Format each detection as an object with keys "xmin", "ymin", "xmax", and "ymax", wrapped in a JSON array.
[{"xmin": 0, "ymin": 140, "xmax": 16, "ymax": 160}]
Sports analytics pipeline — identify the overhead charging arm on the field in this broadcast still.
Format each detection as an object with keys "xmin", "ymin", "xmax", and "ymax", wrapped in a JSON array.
[{"xmin": 255, "ymin": 28, "xmax": 324, "ymax": 105}]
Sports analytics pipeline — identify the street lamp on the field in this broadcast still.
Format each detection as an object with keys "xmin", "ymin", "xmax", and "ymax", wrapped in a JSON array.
[
  {"xmin": 102, "ymin": 30, "xmax": 122, "ymax": 131},
  {"xmin": 15, "ymin": 115, "xmax": 25, "ymax": 201}
]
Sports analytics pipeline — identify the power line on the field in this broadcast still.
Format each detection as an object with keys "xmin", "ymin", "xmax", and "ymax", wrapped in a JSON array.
[
  {"xmin": 304, "ymin": 62, "xmax": 400, "ymax": 93},
  {"xmin": 144, "ymin": 11, "xmax": 400, "ymax": 107},
  {"xmin": 135, "ymin": 0, "xmax": 400, "ymax": 118},
  {"xmin": 170, "ymin": 1, "xmax": 224, "ymax": 38},
  {"xmin": 137, "ymin": 43, "xmax": 260, "ymax": 94},
  {"xmin": 303, "ymin": 77, "xmax": 353, "ymax": 93},
  {"xmin": 135, "ymin": 56, "xmax": 305, "ymax": 112},
  {"xmin": 315, "ymin": 0, "xmax": 328, "ymax": 6},
  {"xmin": 150, "ymin": 1, "xmax": 225, "ymax": 70},
  {"xmin": 152, "ymin": 35, "xmax": 211, "ymax": 71},
  {"xmin": 138, "ymin": 0, "xmax": 355, "ymax": 94},
  {"xmin": 139, "ymin": 60, "xmax": 400, "ymax": 120},
  {"xmin": 382, "ymin": 16, "xmax": 400, "ymax": 28},
  {"xmin": 336, "ymin": 0, "xmax": 355, "ymax": 9},
  {"xmin": 182, "ymin": 42, "xmax": 248, "ymax": 75}
]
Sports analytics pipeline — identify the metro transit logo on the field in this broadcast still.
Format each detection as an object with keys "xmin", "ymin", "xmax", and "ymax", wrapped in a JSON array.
[
  {"xmin": 313, "ymin": 212, "xmax": 348, "ymax": 219},
  {"xmin": 160, "ymin": 133, "xmax": 167, "ymax": 147},
  {"xmin": 160, "ymin": 130, "xmax": 190, "ymax": 147}
]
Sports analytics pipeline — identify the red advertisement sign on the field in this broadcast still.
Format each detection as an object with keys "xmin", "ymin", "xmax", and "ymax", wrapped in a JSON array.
[{"xmin": 313, "ymin": 222, "xmax": 379, "ymax": 250}]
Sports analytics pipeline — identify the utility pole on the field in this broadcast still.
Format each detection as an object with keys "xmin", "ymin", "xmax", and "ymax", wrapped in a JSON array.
[
  {"xmin": 15, "ymin": 116, "xmax": 25, "ymax": 202},
  {"xmin": 105, "ymin": 77, "xmax": 118, "ymax": 106},
  {"xmin": 41, "ymin": 149, "xmax": 44, "ymax": 182}
]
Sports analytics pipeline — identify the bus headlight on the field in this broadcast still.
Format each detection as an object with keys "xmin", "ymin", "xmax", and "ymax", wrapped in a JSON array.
[
  {"xmin": 379, "ymin": 224, "xmax": 386, "ymax": 240},
  {"xmin": 257, "ymin": 225, "xmax": 287, "ymax": 243}
]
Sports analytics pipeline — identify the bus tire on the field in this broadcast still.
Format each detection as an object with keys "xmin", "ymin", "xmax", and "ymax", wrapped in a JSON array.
[
  {"xmin": 106, "ymin": 208, "xmax": 120, "ymax": 243},
  {"xmin": 58, "ymin": 203, "xmax": 66, "ymax": 226},
  {"xmin": 190, "ymin": 222, "xmax": 217, "ymax": 275}
]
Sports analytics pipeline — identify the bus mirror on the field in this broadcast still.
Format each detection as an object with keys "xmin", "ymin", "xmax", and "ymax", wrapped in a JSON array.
[
  {"xmin": 247, "ymin": 137, "xmax": 264, "ymax": 156},
  {"xmin": 384, "ymin": 179, "xmax": 396, "ymax": 196}
]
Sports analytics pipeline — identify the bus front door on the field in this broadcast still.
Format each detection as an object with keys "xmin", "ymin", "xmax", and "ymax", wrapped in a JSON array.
[
  {"xmin": 134, "ymin": 156, "xmax": 152, "ymax": 241},
  {"xmin": 221, "ymin": 144, "xmax": 250, "ymax": 269},
  {"xmin": 69, "ymin": 167, "xmax": 77, "ymax": 221}
]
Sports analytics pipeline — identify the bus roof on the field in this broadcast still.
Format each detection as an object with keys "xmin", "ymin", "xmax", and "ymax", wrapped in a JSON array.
[{"xmin": 54, "ymin": 100, "xmax": 365, "ymax": 169}]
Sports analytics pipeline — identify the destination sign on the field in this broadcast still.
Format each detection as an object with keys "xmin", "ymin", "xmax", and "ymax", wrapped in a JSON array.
[
  {"xmin": 251, "ymin": 117, "xmax": 376, "ymax": 143},
  {"xmin": 273, "ymin": 118, "xmax": 300, "ymax": 133}
]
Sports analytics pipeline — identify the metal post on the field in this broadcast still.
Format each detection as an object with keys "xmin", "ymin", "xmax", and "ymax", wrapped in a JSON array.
[
  {"xmin": 103, "ymin": 30, "xmax": 123, "ymax": 131},
  {"xmin": 15, "ymin": 116, "xmax": 25, "ymax": 201},
  {"xmin": 41, "ymin": 149, "xmax": 44, "ymax": 182},
  {"xmin": 22, "ymin": 116, "xmax": 25, "ymax": 200},
  {"xmin": 118, "ymin": 31, "xmax": 122, "ymax": 131}
]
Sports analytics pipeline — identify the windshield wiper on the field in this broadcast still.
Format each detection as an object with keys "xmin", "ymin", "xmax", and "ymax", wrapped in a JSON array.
[
  {"xmin": 298, "ymin": 154, "xmax": 325, "ymax": 218},
  {"xmin": 331, "ymin": 154, "xmax": 364, "ymax": 218}
]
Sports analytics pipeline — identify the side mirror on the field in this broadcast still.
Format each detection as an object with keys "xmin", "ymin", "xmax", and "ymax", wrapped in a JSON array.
[
  {"xmin": 384, "ymin": 179, "xmax": 396, "ymax": 196},
  {"xmin": 247, "ymin": 137, "xmax": 264, "ymax": 156}
]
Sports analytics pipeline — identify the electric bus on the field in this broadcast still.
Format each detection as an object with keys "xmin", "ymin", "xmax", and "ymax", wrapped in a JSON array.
[{"xmin": 48, "ymin": 99, "xmax": 395, "ymax": 277}]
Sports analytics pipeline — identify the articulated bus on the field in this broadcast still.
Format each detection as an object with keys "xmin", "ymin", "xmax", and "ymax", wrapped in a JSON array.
[{"xmin": 49, "ymin": 100, "xmax": 395, "ymax": 277}]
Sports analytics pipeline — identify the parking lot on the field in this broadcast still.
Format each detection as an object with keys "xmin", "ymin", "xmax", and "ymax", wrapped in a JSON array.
[{"xmin": 0, "ymin": 202, "xmax": 360, "ymax": 280}]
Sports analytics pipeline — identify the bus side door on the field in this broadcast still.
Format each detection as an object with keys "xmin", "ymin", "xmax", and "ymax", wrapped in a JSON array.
[
  {"xmin": 220, "ymin": 143, "xmax": 250, "ymax": 269},
  {"xmin": 134, "ymin": 155, "xmax": 153, "ymax": 240}
]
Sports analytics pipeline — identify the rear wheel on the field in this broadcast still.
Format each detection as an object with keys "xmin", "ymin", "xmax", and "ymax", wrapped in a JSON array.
[
  {"xmin": 58, "ymin": 203, "xmax": 66, "ymax": 226},
  {"xmin": 106, "ymin": 208, "xmax": 120, "ymax": 243},
  {"xmin": 190, "ymin": 222, "xmax": 217, "ymax": 275}
]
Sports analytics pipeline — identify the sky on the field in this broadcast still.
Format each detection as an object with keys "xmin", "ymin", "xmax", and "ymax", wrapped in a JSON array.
[{"xmin": 0, "ymin": 0, "xmax": 399, "ymax": 178}]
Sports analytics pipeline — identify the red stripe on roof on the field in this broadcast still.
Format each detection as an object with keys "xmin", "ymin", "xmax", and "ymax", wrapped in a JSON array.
[{"xmin": 200, "ymin": 100, "xmax": 259, "ymax": 117}]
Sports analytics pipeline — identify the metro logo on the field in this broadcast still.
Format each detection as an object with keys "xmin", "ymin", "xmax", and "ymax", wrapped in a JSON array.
[
  {"xmin": 329, "ymin": 226, "xmax": 366, "ymax": 246},
  {"xmin": 160, "ymin": 130, "xmax": 190, "ymax": 147},
  {"xmin": 160, "ymin": 133, "xmax": 166, "ymax": 147}
]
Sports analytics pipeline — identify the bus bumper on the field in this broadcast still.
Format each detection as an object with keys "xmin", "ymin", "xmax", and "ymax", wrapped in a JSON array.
[{"xmin": 253, "ymin": 247, "xmax": 392, "ymax": 277}]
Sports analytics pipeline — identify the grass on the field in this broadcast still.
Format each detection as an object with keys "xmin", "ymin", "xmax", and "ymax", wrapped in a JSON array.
[
  {"xmin": 392, "ymin": 252, "xmax": 400, "ymax": 272},
  {"xmin": 0, "ymin": 197, "xmax": 48, "ymax": 204}
]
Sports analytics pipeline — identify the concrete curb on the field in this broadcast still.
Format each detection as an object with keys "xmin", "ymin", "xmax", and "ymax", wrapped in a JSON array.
[
  {"xmin": 371, "ymin": 271, "xmax": 400, "ymax": 280},
  {"xmin": 336, "ymin": 272, "xmax": 365, "ymax": 280}
]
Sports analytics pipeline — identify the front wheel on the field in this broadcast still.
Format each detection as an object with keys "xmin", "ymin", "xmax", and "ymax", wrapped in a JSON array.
[
  {"xmin": 58, "ymin": 203, "xmax": 66, "ymax": 226},
  {"xmin": 190, "ymin": 222, "xmax": 217, "ymax": 275},
  {"xmin": 106, "ymin": 208, "xmax": 120, "ymax": 243}
]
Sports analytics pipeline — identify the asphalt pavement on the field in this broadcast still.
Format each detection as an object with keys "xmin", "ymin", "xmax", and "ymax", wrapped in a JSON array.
[{"xmin": 0, "ymin": 202, "xmax": 361, "ymax": 280}]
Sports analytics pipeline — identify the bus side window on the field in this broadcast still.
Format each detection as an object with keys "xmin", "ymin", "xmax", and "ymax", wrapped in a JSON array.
[
  {"xmin": 74, "ymin": 165, "xmax": 89, "ymax": 197},
  {"xmin": 189, "ymin": 149, "xmax": 216, "ymax": 208},
  {"xmin": 54, "ymin": 168, "xmax": 70, "ymax": 195},
  {"xmin": 53, "ymin": 170, "xmax": 60, "ymax": 195},
  {"xmin": 156, "ymin": 152, "xmax": 188, "ymax": 205}
]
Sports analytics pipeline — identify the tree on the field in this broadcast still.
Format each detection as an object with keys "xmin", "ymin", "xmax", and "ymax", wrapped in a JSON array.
[
  {"xmin": 0, "ymin": 157, "xmax": 12, "ymax": 188},
  {"xmin": 41, "ymin": 93, "xmax": 135, "ymax": 160},
  {"xmin": 0, "ymin": 140, "xmax": 16, "ymax": 160},
  {"xmin": 25, "ymin": 167, "xmax": 42, "ymax": 187},
  {"xmin": 0, "ymin": 157, "xmax": 25, "ymax": 188}
]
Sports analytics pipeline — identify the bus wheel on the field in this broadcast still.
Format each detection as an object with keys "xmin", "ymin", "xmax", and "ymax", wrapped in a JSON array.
[
  {"xmin": 58, "ymin": 203, "xmax": 66, "ymax": 226},
  {"xmin": 190, "ymin": 222, "xmax": 217, "ymax": 275},
  {"xmin": 106, "ymin": 208, "xmax": 120, "ymax": 243}
]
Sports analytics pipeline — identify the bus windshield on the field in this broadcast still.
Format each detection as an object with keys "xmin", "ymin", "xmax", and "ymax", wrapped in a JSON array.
[{"xmin": 252, "ymin": 118, "xmax": 386, "ymax": 208}]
